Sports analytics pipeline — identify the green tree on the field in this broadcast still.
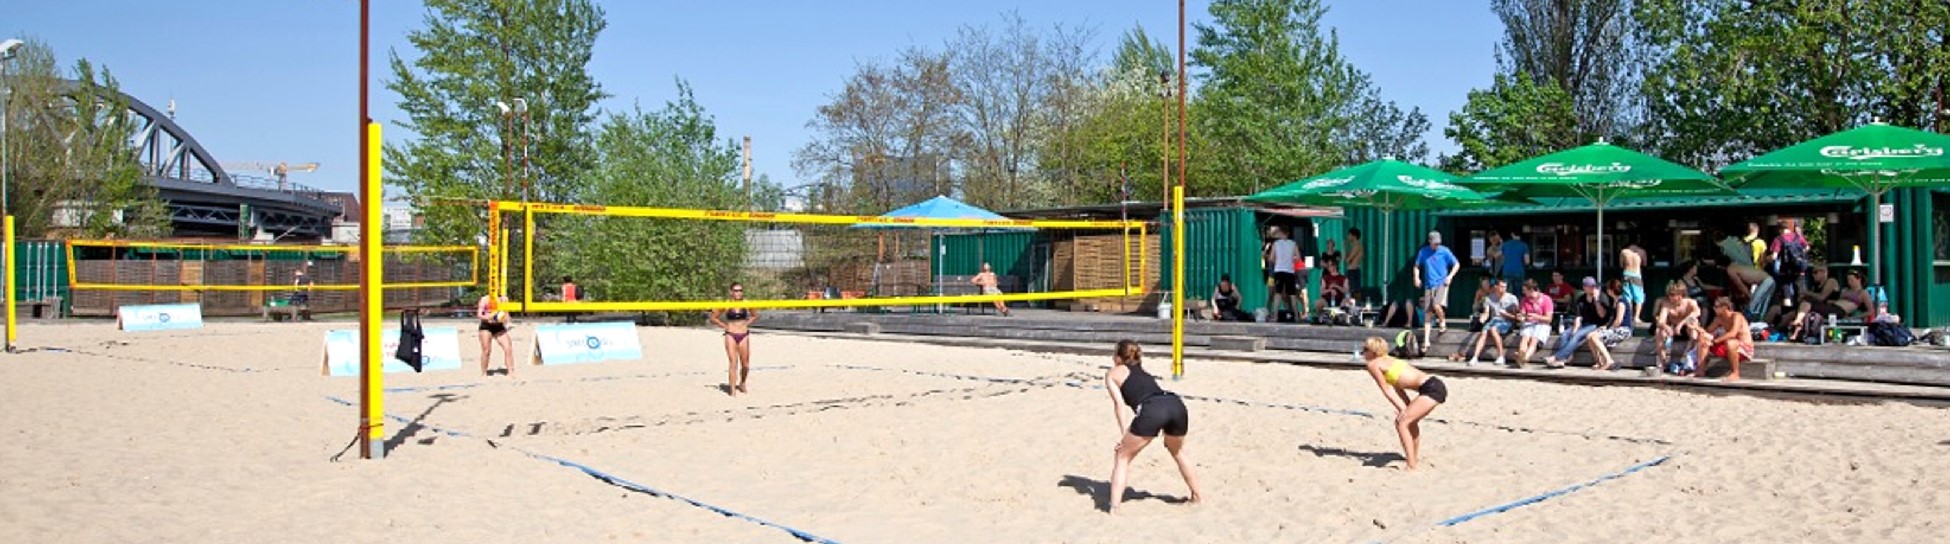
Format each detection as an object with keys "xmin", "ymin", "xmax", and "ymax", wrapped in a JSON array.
[
  {"xmin": 1861, "ymin": 0, "xmax": 1950, "ymax": 133},
  {"xmin": 547, "ymin": 83, "xmax": 746, "ymax": 307},
  {"xmin": 1191, "ymin": 0, "xmax": 1428, "ymax": 194},
  {"xmin": 946, "ymin": 12, "xmax": 1096, "ymax": 210},
  {"xmin": 1492, "ymin": 0, "xmax": 1641, "ymax": 140},
  {"xmin": 1633, "ymin": 0, "xmax": 1900, "ymax": 167},
  {"xmin": 794, "ymin": 48, "xmax": 958, "ymax": 215},
  {"xmin": 0, "ymin": 39, "xmax": 167, "ymax": 238},
  {"xmin": 1043, "ymin": 25, "xmax": 1224, "ymax": 205},
  {"xmin": 1109, "ymin": 25, "xmax": 1172, "ymax": 78},
  {"xmin": 1439, "ymin": 73, "xmax": 1580, "ymax": 173},
  {"xmin": 384, "ymin": 0, "xmax": 608, "ymax": 245}
]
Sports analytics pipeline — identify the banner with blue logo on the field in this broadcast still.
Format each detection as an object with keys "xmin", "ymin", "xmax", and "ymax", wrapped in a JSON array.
[
  {"xmin": 323, "ymin": 327, "xmax": 464, "ymax": 377},
  {"xmin": 532, "ymin": 321, "xmax": 643, "ymax": 365},
  {"xmin": 117, "ymin": 303, "xmax": 205, "ymax": 332}
]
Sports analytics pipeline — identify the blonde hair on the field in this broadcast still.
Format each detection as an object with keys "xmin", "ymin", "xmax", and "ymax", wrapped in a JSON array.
[{"xmin": 1361, "ymin": 336, "xmax": 1389, "ymax": 358}]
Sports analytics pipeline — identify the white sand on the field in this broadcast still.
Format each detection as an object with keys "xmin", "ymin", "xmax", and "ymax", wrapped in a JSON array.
[{"xmin": 0, "ymin": 319, "xmax": 1945, "ymax": 543}]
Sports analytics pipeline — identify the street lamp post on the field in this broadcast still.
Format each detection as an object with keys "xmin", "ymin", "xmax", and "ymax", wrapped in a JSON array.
[
  {"xmin": 1159, "ymin": 71, "xmax": 1171, "ymax": 207},
  {"xmin": 495, "ymin": 98, "xmax": 532, "ymax": 305},
  {"xmin": 1, "ymin": 38, "xmax": 25, "ymax": 222}
]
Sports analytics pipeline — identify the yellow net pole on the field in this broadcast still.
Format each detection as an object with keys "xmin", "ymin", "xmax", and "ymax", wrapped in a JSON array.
[
  {"xmin": 523, "ymin": 206, "xmax": 534, "ymax": 309},
  {"xmin": 1122, "ymin": 224, "xmax": 1131, "ymax": 296},
  {"xmin": 5, "ymin": 215, "xmax": 15, "ymax": 352},
  {"xmin": 485, "ymin": 201, "xmax": 502, "ymax": 300},
  {"xmin": 360, "ymin": 121, "xmax": 385, "ymax": 459},
  {"xmin": 1171, "ymin": 186, "xmax": 1185, "ymax": 379},
  {"xmin": 499, "ymin": 228, "xmax": 511, "ymax": 300},
  {"xmin": 1140, "ymin": 222, "xmax": 1149, "ymax": 297}
]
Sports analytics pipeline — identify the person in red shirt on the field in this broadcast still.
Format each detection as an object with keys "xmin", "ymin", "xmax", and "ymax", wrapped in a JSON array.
[
  {"xmin": 1544, "ymin": 270, "xmax": 1577, "ymax": 307},
  {"xmin": 561, "ymin": 276, "xmax": 581, "ymax": 323}
]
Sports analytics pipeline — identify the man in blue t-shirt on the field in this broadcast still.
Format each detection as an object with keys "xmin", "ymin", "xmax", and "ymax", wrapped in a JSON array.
[
  {"xmin": 1499, "ymin": 230, "xmax": 1530, "ymax": 287},
  {"xmin": 1415, "ymin": 231, "xmax": 1461, "ymax": 343}
]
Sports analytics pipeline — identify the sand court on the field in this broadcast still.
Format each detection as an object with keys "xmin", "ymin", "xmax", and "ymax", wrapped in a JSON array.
[{"xmin": 2, "ymin": 321, "xmax": 1946, "ymax": 543}]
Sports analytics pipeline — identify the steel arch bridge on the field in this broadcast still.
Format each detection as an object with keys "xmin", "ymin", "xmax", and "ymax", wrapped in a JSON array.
[{"xmin": 59, "ymin": 79, "xmax": 341, "ymax": 240}]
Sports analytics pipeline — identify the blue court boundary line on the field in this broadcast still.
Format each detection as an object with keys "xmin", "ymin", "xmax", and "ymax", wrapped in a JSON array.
[
  {"xmin": 829, "ymin": 364, "xmax": 1673, "ymax": 446},
  {"xmin": 383, "ymin": 365, "xmax": 791, "ymax": 394},
  {"xmin": 828, "ymin": 365, "xmax": 1681, "ymax": 541},
  {"xmin": 51, "ymin": 347, "xmax": 265, "ymax": 373},
  {"xmin": 1364, "ymin": 454, "xmax": 1677, "ymax": 544},
  {"xmin": 323, "ymin": 395, "xmax": 841, "ymax": 544}
]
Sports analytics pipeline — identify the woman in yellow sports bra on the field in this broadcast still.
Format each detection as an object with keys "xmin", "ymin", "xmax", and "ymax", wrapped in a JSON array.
[{"xmin": 1360, "ymin": 336, "xmax": 1449, "ymax": 470}]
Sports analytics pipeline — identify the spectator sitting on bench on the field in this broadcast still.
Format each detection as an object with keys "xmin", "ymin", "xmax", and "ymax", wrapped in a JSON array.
[
  {"xmin": 289, "ymin": 266, "xmax": 315, "ymax": 321},
  {"xmin": 1450, "ymin": 278, "xmax": 1517, "ymax": 365},
  {"xmin": 1676, "ymin": 260, "xmax": 1719, "ymax": 324},
  {"xmin": 1652, "ymin": 282, "xmax": 1707, "ymax": 370},
  {"xmin": 972, "ymin": 263, "xmax": 1011, "ymax": 317},
  {"xmin": 1544, "ymin": 276, "xmax": 1613, "ymax": 369},
  {"xmin": 1693, "ymin": 297, "xmax": 1754, "ymax": 380},
  {"xmin": 1786, "ymin": 267, "xmax": 1871, "ymax": 337},
  {"xmin": 1544, "ymin": 270, "xmax": 1577, "ymax": 308},
  {"xmin": 1313, "ymin": 264, "xmax": 1352, "ymax": 321},
  {"xmin": 1210, "ymin": 274, "xmax": 1251, "ymax": 322},
  {"xmin": 1588, "ymin": 279, "xmax": 1636, "ymax": 370},
  {"xmin": 1514, "ymin": 279, "xmax": 1555, "ymax": 368}
]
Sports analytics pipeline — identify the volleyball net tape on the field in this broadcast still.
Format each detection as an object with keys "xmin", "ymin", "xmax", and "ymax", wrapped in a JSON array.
[{"xmin": 489, "ymin": 200, "xmax": 1150, "ymax": 313}]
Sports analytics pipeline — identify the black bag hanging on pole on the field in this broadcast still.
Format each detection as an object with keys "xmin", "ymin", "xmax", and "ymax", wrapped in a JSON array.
[{"xmin": 395, "ymin": 309, "xmax": 426, "ymax": 372}]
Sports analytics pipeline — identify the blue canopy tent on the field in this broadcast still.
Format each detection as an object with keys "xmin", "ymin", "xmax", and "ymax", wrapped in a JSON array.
[{"xmin": 860, "ymin": 195, "xmax": 1027, "ymax": 306}]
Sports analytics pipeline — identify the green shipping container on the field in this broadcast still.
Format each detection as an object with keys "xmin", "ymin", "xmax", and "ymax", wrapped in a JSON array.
[
  {"xmin": 937, "ymin": 230, "xmax": 1043, "ymax": 291},
  {"xmin": 1161, "ymin": 207, "xmax": 1265, "ymax": 313},
  {"xmin": 1343, "ymin": 208, "xmax": 1445, "ymax": 305},
  {"xmin": 11, "ymin": 241, "xmax": 69, "ymax": 316}
]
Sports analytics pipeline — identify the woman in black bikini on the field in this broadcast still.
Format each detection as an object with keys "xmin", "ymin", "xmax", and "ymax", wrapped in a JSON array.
[
  {"xmin": 1104, "ymin": 340, "xmax": 1205, "ymax": 514},
  {"xmin": 709, "ymin": 282, "xmax": 758, "ymax": 396},
  {"xmin": 476, "ymin": 293, "xmax": 515, "ymax": 376}
]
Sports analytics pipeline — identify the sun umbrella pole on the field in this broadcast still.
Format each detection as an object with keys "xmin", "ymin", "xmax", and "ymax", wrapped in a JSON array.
[
  {"xmin": 1594, "ymin": 187, "xmax": 1606, "ymax": 283},
  {"xmin": 1382, "ymin": 208, "xmax": 1391, "ymax": 304},
  {"xmin": 1868, "ymin": 189, "xmax": 1883, "ymax": 288}
]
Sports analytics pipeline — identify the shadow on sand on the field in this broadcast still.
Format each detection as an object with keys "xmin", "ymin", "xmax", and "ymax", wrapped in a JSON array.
[
  {"xmin": 385, "ymin": 393, "xmax": 467, "ymax": 450},
  {"xmin": 1296, "ymin": 444, "xmax": 1403, "ymax": 468},
  {"xmin": 1057, "ymin": 474, "xmax": 1191, "ymax": 512}
]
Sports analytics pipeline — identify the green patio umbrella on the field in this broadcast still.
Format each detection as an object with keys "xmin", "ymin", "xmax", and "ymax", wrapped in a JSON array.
[
  {"xmin": 1720, "ymin": 122, "xmax": 1950, "ymax": 286},
  {"xmin": 1457, "ymin": 140, "xmax": 1732, "ymax": 282},
  {"xmin": 1245, "ymin": 159, "xmax": 1491, "ymax": 295}
]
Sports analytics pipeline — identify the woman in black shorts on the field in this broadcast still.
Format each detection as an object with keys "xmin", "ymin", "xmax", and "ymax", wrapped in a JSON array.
[
  {"xmin": 476, "ymin": 293, "xmax": 515, "ymax": 377},
  {"xmin": 1360, "ymin": 336, "xmax": 1448, "ymax": 470},
  {"xmin": 1104, "ymin": 340, "xmax": 1206, "ymax": 514}
]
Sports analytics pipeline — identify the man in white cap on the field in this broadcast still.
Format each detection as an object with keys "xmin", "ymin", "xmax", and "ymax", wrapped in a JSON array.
[{"xmin": 1414, "ymin": 230, "xmax": 1460, "ymax": 345}]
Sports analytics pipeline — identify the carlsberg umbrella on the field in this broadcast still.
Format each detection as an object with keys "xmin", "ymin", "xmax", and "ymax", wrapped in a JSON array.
[
  {"xmin": 1458, "ymin": 141, "xmax": 1731, "ymax": 282},
  {"xmin": 1720, "ymin": 122, "xmax": 1950, "ymax": 286}
]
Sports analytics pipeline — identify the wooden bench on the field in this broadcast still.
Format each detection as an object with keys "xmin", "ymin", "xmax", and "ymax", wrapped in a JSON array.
[
  {"xmin": 934, "ymin": 275, "xmax": 1022, "ymax": 314},
  {"xmin": 1211, "ymin": 335, "xmax": 1266, "ymax": 352},
  {"xmin": 20, "ymin": 297, "xmax": 60, "ymax": 319},
  {"xmin": 263, "ymin": 298, "xmax": 312, "ymax": 322},
  {"xmin": 806, "ymin": 289, "xmax": 867, "ymax": 313},
  {"xmin": 1658, "ymin": 355, "xmax": 1778, "ymax": 380}
]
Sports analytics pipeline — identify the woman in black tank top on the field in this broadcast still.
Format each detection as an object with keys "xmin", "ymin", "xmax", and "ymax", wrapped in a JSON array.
[{"xmin": 1103, "ymin": 340, "xmax": 1206, "ymax": 514}]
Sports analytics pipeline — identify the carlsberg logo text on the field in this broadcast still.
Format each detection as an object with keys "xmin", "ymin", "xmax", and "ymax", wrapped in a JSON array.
[
  {"xmin": 1819, "ymin": 145, "xmax": 1945, "ymax": 161},
  {"xmin": 1536, "ymin": 162, "xmax": 1632, "ymax": 176}
]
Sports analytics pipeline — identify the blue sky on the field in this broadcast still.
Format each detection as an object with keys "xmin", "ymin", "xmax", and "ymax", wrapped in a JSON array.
[{"xmin": 8, "ymin": 1, "xmax": 1498, "ymax": 195}]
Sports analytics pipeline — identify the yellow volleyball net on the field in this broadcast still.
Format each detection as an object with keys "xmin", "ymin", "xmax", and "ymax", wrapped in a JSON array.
[
  {"xmin": 488, "ymin": 200, "xmax": 1149, "ymax": 313},
  {"xmin": 64, "ymin": 240, "xmax": 477, "ymax": 316}
]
